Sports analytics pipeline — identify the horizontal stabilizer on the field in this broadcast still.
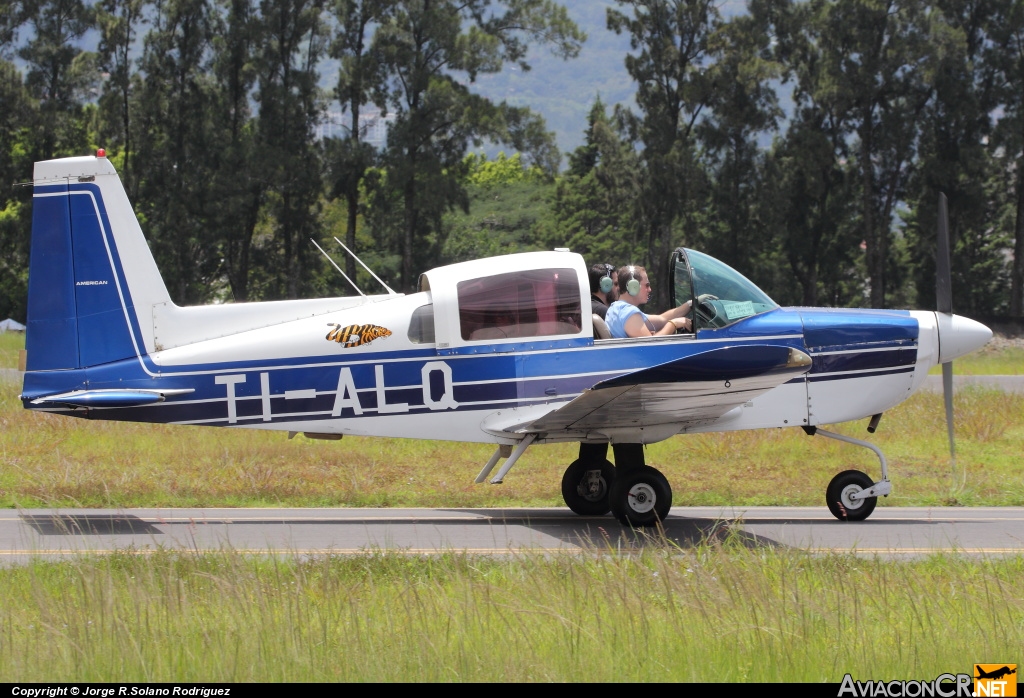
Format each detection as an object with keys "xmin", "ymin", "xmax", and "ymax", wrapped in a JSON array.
[
  {"xmin": 523, "ymin": 344, "xmax": 811, "ymax": 434},
  {"xmin": 32, "ymin": 388, "xmax": 194, "ymax": 408}
]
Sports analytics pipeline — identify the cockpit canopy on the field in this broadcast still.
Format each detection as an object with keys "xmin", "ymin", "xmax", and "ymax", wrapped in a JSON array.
[{"xmin": 671, "ymin": 248, "xmax": 778, "ymax": 331}]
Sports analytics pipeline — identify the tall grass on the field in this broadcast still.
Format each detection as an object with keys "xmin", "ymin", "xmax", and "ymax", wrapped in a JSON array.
[
  {"xmin": 0, "ymin": 332, "xmax": 22, "ymax": 370},
  {"xmin": 0, "ymin": 546, "xmax": 1019, "ymax": 681}
]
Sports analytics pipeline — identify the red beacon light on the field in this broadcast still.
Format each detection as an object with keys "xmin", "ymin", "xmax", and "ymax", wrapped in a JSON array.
[{"xmin": 96, "ymin": 148, "xmax": 106, "ymax": 158}]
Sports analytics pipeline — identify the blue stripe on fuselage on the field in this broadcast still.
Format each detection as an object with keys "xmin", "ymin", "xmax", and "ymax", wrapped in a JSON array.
[{"xmin": 809, "ymin": 346, "xmax": 917, "ymax": 374}]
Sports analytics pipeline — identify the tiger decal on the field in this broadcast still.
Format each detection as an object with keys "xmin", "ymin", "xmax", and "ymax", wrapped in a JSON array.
[{"xmin": 325, "ymin": 323, "xmax": 392, "ymax": 347}]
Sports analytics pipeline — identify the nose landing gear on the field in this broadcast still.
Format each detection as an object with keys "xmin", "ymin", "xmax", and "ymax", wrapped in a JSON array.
[{"xmin": 806, "ymin": 426, "xmax": 892, "ymax": 522}]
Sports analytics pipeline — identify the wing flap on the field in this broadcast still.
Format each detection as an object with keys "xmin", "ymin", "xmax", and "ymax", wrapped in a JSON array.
[{"xmin": 524, "ymin": 344, "xmax": 810, "ymax": 434}]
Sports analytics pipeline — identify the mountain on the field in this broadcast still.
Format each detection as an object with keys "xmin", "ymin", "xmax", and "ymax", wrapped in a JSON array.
[{"xmin": 468, "ymin": 1, "xmax": 635, "ymax": 159}]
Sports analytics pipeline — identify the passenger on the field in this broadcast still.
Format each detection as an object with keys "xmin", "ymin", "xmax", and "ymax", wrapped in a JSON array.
[
  {"xmin": 588, "ymin": 263, "xmax": 618, "ymax": 319},
  {"xmin": 605, "ymin": 265, "xmax": 692, "ymax": 338}
]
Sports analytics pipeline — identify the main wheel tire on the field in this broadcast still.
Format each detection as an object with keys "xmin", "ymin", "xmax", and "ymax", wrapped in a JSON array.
[
  {"xmin": 561, "ymin": 458, "xmax": 615, "ymax": 515},
  {"xmin": 609, "ymin": 465, "xmax": 672, "ymax": 527},
  {"xmin": 826, "ymin": 469, "xmax": 877, "ymax": 521}
]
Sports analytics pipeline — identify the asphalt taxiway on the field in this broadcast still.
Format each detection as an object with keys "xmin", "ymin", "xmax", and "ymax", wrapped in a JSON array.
[{"xmin": 0, "ymin": 506, "xmax": 1020, "ymax": 564}]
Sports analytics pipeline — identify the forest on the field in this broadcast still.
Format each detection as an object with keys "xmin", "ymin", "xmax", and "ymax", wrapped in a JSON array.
[{"xmin": 2, "ymin": 0, "xmax": 1024, "ymax": 321}]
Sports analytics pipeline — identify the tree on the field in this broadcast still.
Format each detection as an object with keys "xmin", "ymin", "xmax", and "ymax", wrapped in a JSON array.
[
  {"xmin": 327, "ymin": 0, "xmax": 391, "ymax": 281},
  {"xmin": 253, "ymin": 0, "xmax": 328, "ymax": 299},
  {"xmin": 987, "ymin": 0, "xmax": 1024, "ymax": 316},
  {"xmin": 540, "ymin": 96, "xmax": 643, "ymax": 264},
  {"xmin": 807, "ymin": 0, "xmax": 935, "ymax": 307},
  {"xmin": 17, "ymin": 0, "xmax": 97, "ymax": 160},
  {"xmin": 694, "ymin": 4, "xmax": 783, "ymax": 280},
  {"xmin": 1, "ymin": 0, "xmax": 23, "ymax": 55},
  {"xmin": 0, "ymin": 60, "xmax": 37, "ymax": 321},
  {"xmin": 607, "ymin": 0, "xmax": 721, "ymax": 308},
  {"xmin": 762, "ymin": 118, "xmax": 860, "ymax": 306},
  {"xmin": 757, "ymin": 0, "xmax": 862, "ymax": 306},
  {"xmin": 441, "ymin": 151, "xmax": 552, "ymax": 263},
  {"xmin": 373, "ymin": 0, "xmax": 584, "ymax": 290},
  {"xmin": 133, "ymin": 0, "xmax": 223, "ymax": 303},
  {"xmin": 209, "ymin": 0, "xmax": 262, "ymax": 301},
  {"xmin": 96, "ymin": 0, "xmax": 146, "ymax": 187}
]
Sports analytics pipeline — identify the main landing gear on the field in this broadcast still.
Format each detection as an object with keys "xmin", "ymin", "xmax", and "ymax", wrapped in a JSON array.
[
  {"xmin": 560, "ymin": 444, "xmax": 615, "ymax": 516},
  {"xmin": 805, "ymin": 426, "xmax": 892, "ymax": 522},
  {"xmin": 560, "ymin": 443, "xmax": 672, "ymax": 527}
]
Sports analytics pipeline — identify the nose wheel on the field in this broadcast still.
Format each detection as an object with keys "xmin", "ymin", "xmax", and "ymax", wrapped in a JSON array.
[{"xmin": 826, "ymin": 469, "xmax": 877, "ymax": 521}]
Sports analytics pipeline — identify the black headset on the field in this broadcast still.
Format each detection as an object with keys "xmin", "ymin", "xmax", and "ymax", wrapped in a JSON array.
[
  {"xmin": 599, "ymin": 264, "xmax": 614, "ymax": 294},
  {"xmin": 626, "ymin": 266, "xmax": 642, "ymax": 296}
]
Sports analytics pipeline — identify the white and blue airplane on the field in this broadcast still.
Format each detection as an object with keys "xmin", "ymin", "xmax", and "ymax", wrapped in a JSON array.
[{"xmin": 19, "ymin": 152, "xmax": 993, "ymax": 525}]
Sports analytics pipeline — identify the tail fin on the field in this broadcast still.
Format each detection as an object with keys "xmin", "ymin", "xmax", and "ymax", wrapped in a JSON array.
[{"xmin": 26, "ymin": 154, "xmax": 170, "ymax": 371}]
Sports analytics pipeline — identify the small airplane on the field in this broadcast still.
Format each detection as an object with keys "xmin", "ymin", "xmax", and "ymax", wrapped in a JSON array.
[
  {"xmin": 975, "ymin": 667, "xmax": 1016, "ymax": 681},
  {"xmin": 19, "ymin": 152, "xmax": 993, "ymax": 526}
]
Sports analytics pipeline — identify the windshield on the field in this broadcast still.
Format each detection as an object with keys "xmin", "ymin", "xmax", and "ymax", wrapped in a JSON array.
[{"xmin": 684, "ymin": 249, "xmax": 777, "ymax": 329}]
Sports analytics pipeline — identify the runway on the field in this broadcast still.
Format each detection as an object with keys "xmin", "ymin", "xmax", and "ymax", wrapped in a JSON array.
[{"xmin": 0, "ymin": 506, "xmax": 1021, "ymax": 564}]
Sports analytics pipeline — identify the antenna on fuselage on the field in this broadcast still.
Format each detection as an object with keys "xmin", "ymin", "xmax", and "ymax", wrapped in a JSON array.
[
  {"xmin": 311, "ymin": 238, "xmax": 365, "ymax": 297},
  {"xmin": 333, "ymin": 237, "xmax": 398, "ymax": 296}
]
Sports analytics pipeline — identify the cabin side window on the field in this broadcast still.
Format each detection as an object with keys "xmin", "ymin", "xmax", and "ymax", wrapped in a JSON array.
[
  {"xmin": 407, "ymin": 304, "xmax": 435, "ymax": 344},
  {"xmin": 457, "ymin": 269, "xmax": 582, "ymax": 341}
]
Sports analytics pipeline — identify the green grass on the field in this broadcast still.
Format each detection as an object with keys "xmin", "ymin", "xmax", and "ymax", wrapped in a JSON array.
[
  {"xmin": 0, "ymin": 332, "xmax": 22, "ymax": 370},
  {"xmin": 0, "ymin": 547, "xmax": 1019, "ymax": 681}
]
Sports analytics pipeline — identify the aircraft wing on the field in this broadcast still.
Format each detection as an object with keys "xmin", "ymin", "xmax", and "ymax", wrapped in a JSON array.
[{"xmin": 521, "ymin": 344, "xmax": 811, "ymax": 434}]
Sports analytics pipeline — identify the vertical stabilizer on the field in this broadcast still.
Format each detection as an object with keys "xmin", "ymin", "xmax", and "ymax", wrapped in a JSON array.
[{"xmin": 26, "ymin": 155, "xmax": 171, "ymax": 371}]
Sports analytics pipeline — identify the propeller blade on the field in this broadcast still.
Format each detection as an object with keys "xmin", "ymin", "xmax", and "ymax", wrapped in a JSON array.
[
  {"xmin": 937, "ymin": 192, "xmax": 956, "ymax": 468},
  {"xmin": 942, "ymin": 361, "xmax": 956, "ymax": 469},
  {"xmin": 936, "ymin": 193, "xmax": 952, "ymax": 314}
]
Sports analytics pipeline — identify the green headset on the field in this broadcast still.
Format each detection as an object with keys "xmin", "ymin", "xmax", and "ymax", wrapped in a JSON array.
[
  {"xmin": 599, "ymin": 264, "xmax": 615, "ymax": 294},
  {"xmin": 625, "ymin": 266, "xmax": 642, "ymax": 296}
]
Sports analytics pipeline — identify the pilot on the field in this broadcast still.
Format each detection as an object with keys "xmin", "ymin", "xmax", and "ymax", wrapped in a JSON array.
[
  {"xmin": 605, "ymin": 265, "xmax": 692, "ymax": 338},
  {"xmin": 588, "ymin": 263, "xmax": 618, "ymax": 319}
]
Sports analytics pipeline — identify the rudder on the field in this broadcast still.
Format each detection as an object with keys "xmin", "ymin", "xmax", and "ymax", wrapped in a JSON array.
[{"xmin": 26, "ymin": 154, "xmax": 171, "ymax": 371}]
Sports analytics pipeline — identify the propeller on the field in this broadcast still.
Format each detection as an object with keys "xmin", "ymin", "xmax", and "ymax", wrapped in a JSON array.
[{"xmin": 936, "ymin": 193, "xmax": 956, "ymax": 471}]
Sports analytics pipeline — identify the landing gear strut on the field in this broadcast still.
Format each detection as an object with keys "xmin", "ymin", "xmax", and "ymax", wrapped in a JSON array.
[{"xmin": 805, "ymin": 426, "xmax": 892, "ymax": 522}]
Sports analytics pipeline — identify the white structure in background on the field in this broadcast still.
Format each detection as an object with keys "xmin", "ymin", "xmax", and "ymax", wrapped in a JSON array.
[
  {"xmin": 316, "ymin": 107, "xmax": 395, "ymax": 148},
  {"xmin": 0, "ymin": 318, "xmax": 25, "ymax": 333}
]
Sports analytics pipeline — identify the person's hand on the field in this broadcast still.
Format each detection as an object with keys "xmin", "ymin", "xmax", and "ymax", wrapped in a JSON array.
[
  {"xmin": 697, "ymin": 293, "xmax": 718, "ymax": 303},
  {"xmin": 671, "ymin": 317, "xmax": 691, "ymax": 332}
]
